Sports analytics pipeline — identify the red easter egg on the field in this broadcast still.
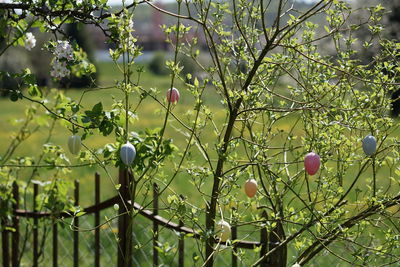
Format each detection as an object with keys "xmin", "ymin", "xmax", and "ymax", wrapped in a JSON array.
[
  {"xmin": 304, "ymin": 152, "xmax": 320, "ymax": 176},
  {"xmin": 166, "ymin": 87, "xmax": 180, "ymax": 103},
  {"xmin": 244, "ymin": 179, "xmax": 258, "ymax": 198}
]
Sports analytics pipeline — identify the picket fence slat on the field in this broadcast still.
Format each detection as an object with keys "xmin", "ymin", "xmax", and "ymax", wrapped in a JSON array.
[
  {"xmin": 178, "ymin": 217, "xmax": 184, "ymax": 267},
  {"xmin": 153, "ymin": 183, "xmax": 159, "ymax": 267},
  {"xmin": 11, "ymin": 182, "xmax": 19, "ymax": 267},
  {"xmin": 53, "ymin": 220, "xmax": 58, "ymax": 267},
  {"xmin": 118, "ymin": 168, "xmax": 132, "ymax": 267},
  {"xmin": 260, "ymin": 210, "xmax": 268, "ymax": 267},
  {"xmin": 74, "ymin": 180, "xmax": 79, "ymax": 267},
  {"xmin": 232, "ymin": 223, "xmax": 237, "ymax": 267},
  {"xmin": 2, "ymin": 218, "xmax": 9, "ymax": 267},
  {"xmin": 95, "ymin": 173, "xmax": 100, "ymax": 267},
  {"xmin": 33, "ymin": 183, "xmax": 38, "ymax": 267}
]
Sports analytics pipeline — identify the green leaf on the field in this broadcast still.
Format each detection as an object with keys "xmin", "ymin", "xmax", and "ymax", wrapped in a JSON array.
[
  {"xmin": 28, "ymin": 85, "xmax": 42, "ymax": 98},
  {"xmin": 76, "ymin": 211, "xmax": 86, "ymax": 217},
  {"xmin": 92, "ymin": 102, "xmax": 103, "ymax": 115}
]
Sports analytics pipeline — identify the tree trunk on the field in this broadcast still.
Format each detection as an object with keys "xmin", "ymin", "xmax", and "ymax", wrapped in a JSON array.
[{"xmin": 267, "ymin": 220, "xmax": 287, "ymax": 267}]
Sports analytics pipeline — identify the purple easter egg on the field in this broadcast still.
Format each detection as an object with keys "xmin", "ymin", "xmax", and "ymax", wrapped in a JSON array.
[
  {"xmin": 166, "ymin": 87, "xmax": 180, "ymax": 104},
  {"xmin": 304, "ymin": 152, "xmax": 320, "ymax": 176}
]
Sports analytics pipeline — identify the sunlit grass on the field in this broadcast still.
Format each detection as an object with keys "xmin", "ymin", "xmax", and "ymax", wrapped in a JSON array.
[
  {"xmin": 0, "ymin": 62, "xmax": 232, "ymax": 204},
  {"xmin": 2, "ymin": 61, "xmax": 397, "ymax": 266}
]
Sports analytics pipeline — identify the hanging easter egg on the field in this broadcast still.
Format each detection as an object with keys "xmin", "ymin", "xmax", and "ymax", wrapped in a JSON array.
[
  {"xmin": 244, "ymin": 179, "xmax": 258, "ymax": 198},
  {"xmin": 120, "ymin": 142, "xmax": 136, "ymax": 166},
  {"xmin": 215, "ymin": 220, "xmax": 231, "ymax": 242},
  {"xmin": 166, "ymin": 87, "xmax": 180, "ymax": 104},
  {"xmin": 304, "ymin": 152, "xmax": 320, "ymax": 176},
  {"xmin": 362, "ymin": 135, "xmax": 376, "ymax": 156},
  {"xmin": 68, "ymin": 135, "xmax": 81, "ymax": 155}
]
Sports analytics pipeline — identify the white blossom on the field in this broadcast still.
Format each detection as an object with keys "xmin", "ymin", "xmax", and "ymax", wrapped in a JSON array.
[
  {"xmin": 25, "ymin": 32, "xmax": 36, "ymax": 51},
  {"xmin": 291, "ymin": 263, "xmax": 301, "ymax": 267},
  {"xmin": 50, "ymin": 59, "xmax": 70, "ymax": 79},
  {"xmin": 117, "ymin": 16, "xmax": 134, "ymax": 33},
  {"xmin": 54, "ymin": 40, "xmax": 74, "ymax": 61},
  {"xmin": 50, "ymin": 40, "xmax": 74, "ymax": 80},
  {"xmin": 128, "ymin": 19, "xmax": 134, "ymax": 31},
  {"xmin": 118, "ymin": 35, "xmax": 136, "ymax": 50}
]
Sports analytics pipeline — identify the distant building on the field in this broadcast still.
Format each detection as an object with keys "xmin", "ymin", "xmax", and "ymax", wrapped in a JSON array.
[
  {"xmin": 134, "ymin": 2, "xmax": 169, "ymax": 51},
  {"xmin": 89, "ymin": 2, "xmax": 207, "ymax": 52}
]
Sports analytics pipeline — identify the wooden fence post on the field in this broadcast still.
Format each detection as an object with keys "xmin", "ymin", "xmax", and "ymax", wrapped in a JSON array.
[
  {"xmin": 53, "ymin": 184, "xmax": 58, "ymax": 267},
  {"xmin": 178, "ymin": 194, "xmax": 185, "ymax": 267},
  {"xmin": 33, "ymin": 183, "xmax": 39, "ymax": 267},
  {"xmin": 95, "ymin": 173, "xmax": 100, "ymax": 267},
  {"xmin": 268, "ymin": 218, "xmax": 287, "ymax": 267},
  {"xmin": 118, "ymin": 168, "xmax": 132, "ymax": 267},
  {"xmin": 231, "ymin": 224, "xmax": 237, "ymax": 267},
  {"xmin": 260, "ymin": 210, "xmax": 268, "ymax": 267},
  {"xmin": 53, "ymin": 221, "xmax": 58, "ymax": 267},
  {"xmin": 153, "ymin": 183, "xmax": 159, "ymax": 267},
  {"xmin": 11, "ymin": 181, "xmax": 19, "ymax": 267},
  {"xmin": 2, "ymin": 217, "xmax": 10, "ymax": 267},
  {"xmin": 73, "ymin": 180, "xmax": 79, "ymax": 267}
]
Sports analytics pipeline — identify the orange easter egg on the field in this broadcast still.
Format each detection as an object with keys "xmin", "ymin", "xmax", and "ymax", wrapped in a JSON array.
[{"xmin": 244, "ymin": 179, "xmax": 258, "ymax": 198}]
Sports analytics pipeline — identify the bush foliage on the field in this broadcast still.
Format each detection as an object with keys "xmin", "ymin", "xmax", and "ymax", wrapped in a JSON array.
[{"xmin": 0, "ymin": 0, "xmax": 400, "ymax": 266}]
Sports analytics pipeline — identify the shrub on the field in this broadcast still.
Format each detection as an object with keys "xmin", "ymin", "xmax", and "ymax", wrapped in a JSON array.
[
  {"xmin": 1, "ymin": 1, "xmax": 400, "ymax": 266},
  {"xmin": 148, "ymin": 51, "xmax": 169, "ymax": 75}
]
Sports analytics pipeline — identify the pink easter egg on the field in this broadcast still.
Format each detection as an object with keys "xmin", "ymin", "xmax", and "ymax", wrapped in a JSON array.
[
  {"xmin": 166, "ymin": 87, "xmax": 180, "ymax": 103},
  {"xmin": 304, "ymin": 152, "xmax": 320, "ymax": 176}
]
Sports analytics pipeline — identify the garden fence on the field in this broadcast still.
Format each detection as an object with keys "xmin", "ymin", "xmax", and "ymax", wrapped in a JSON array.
[{"xmin": 1, "ymin": 169, "xmax": 277, "ymax": 266}]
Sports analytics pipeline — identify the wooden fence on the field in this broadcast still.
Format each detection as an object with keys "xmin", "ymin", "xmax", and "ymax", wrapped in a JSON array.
[{"xmin": 1, "ymin": 169, "xmax": 272, "ymax": 266}]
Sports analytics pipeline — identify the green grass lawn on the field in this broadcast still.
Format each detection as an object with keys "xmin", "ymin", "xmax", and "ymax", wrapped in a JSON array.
[
  {"xmin": 1, "ymin": 61, "xmax": 399, "ymax": 266},
  {"xmin": 0, "ymin": 60, "xmax": 253, "ymax": 206},
  {"xmin": 0, "ymin": 61, "xmax": 294, "ymax": 265},
  {"xmin": 0, "ymin": 61, "xmax": 258, "ymax": 266}
]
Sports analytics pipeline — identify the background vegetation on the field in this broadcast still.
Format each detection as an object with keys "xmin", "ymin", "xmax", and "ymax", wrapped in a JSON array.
[{"xmin": 1, "ymin": 0, "xmax": 400, "ymax": 266}]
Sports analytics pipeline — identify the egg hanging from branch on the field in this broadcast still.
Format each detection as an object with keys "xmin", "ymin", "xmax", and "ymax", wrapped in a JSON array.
[
  {"xmin": 166, "ymin": 87, "xmax": 180, "ymax": 104},
  {"xmin": 215, "ymin": 220, "xmax": 231, "ymax": 242},
  {"xmin": 68, "ymin": 135, "xmax": 82, "ymax": 155},
  {"xmin": 120, "ymin": 142, "xmax": 136, "ymax": 166},
  {"xmin": 244, "ymin": 179, "xmax": 258, "ymax": 198},
  {"xmin": 304, "ymin": 152, "xmax": 320, "ymax": 176},
  {"xmin": 362, "ymin": 135, "xmax": 377, "ymax": 156}
]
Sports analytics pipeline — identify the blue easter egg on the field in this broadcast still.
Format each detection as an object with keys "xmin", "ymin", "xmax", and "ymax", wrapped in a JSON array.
[
  {"xmin": 120, "ymin": 142, "xmax": 136, "ymax": 165},
  {"xmin": 362, "ymin": 135, "xmax": 376, "ymax": 156}
]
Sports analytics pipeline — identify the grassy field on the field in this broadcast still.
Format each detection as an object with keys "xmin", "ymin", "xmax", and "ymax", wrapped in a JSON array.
[
  {"xmin": 3, "ymin": 58, "xmax": 284, "ymax": 201},
  {"xmin": 1, "ymin": 61, "xmax": 269, "ymax": 266},
  {"xmin": 1, "ymin": 61, "xmax": 399, "ymax": 266},
  {"xmin": 0, "ymin": 61, "xmax": 298, "ymax": 265}
]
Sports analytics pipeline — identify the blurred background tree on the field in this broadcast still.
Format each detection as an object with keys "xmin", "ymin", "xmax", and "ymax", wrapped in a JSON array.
[
  {"xmin": 352, "ymin": 0, "xmax": 400, "ymax": 116},
  {"xmin": 386, "ymin": 0, "xmax": 400, "ymax": 40},
  {"xmin": 148, "ymin": 51, "xmax": 169, "ymax": 76}
]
